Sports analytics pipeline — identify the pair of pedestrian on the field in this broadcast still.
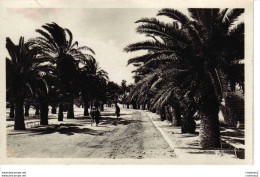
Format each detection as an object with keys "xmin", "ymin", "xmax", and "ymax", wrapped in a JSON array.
[
  {"xmin": 90, "ymin": 107, "xmax": 101, "ymax": 127},
  {"xmin": 90, "ymin": 104, "xmax": 120, "ymax": 126}
]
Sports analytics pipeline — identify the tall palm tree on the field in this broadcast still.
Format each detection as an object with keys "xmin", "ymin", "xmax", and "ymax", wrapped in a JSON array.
[
  {"xmin": 106, "ymin": 81, "xmax": 121, "ymax": 106},
  {"xmin": 6, "ymin": 60, "xmax": 14, "ymax": 118},
  {"xmin": 124, "ymin": 8, "xmax": 244, "ymax": 149},
  {"xmin": 79, "ymin": 57, "xmax": 108, "ymax": 114},
  {"xmin": 29, "ymin": 70, "xmax": 55, "ymax": 125},
  {"xmin": 6, "ymin": 37, "xmax": 47, "ymax": 130},
  {"xmin": 127, "ymin": 63, "xmax": 183, "ymax": 125},
  {"xmin": 30, "ymin": 22, "xmax": 95, "ymax": 119}
]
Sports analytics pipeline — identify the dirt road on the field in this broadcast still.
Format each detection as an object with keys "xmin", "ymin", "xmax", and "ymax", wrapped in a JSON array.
[{"xmin": 7, "ymin": 107, "xmax": 176, "ymax": 158}]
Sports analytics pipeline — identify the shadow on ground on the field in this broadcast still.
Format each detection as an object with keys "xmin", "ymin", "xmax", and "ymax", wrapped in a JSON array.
[
  {"xmin": 73, "ymin": 116, "xmax": 142, "ymax": 126},
  {"xmin": 8, "ymin": 115, "xmax": 142, "ymax": 136},
  {"xmin": 100, "ymin": 116, "xmax": 142, "ymax": 126},
  {"xmin": 101, "ymin": 113, "xmax": 131, "ymax": 116},
  {"xmin": 187, "ymin": 151, "xmax": 216, "ymax": 155},
  {"xmin": 71, "ymin": 116, "xmax": 142, "ymax": 127},
  {"xmin": 6, "ymin": 117, "xmax": 57, "ymax": 121},
  {"xmin": 9, "ymin": 123, "xmax": 105, "ymax": 136},
  {"xmin": 179, "ymin": 133, "xmax": 199, "ymax": 138}
]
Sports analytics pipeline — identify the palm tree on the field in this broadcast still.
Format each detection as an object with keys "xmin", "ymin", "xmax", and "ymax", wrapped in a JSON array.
[
  {"xmin": 29, "ymin": 71, "xmax": 55, "ymax": 125},
  {"xmin": 127, "ymin": 63, "xmax": 183, "ymax": 125},
  {"xmin": 6, "ymin": 37, "xmax": 44, "ymax": 130},
  {"xmin": 47, "ymin": 74, "xmax": 61, "ymax": 116},
  {"xmin": 106, "ymin": 81, "xmax": 121, "ymax": 106},
  {"xmin": 128, "ymin": 73, "xmax": 155, "ymax": 108},
  {"xmin": 79, "ymin": 57, "xmax": 109, "ymax": 114},
  {"xmin": 124, "ymin": 8, "xmax": 244, "ymax": 149},
  {"xmin": 6, "ymin": 60, "xmax": 14, "ymax": 118},
  {"xmin": 24, "ymin": 102, "xmax": 30, "ymax": 117},
  {"xmin": 30, "ymin": 22, "xmax": 95, "ymax": 119},
  {"xmin": 152, "ymin": 81, "xmax": 183, "ymax": 126}
]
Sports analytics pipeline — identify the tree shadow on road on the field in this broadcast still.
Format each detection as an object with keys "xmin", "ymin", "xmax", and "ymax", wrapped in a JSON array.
[
  {"xmin": 9, "ymin": 123, "xmax": 105, "ymax": 136},
  {"xmin": 72, "ymin": 116, "xmax": 140, "ymax": 126},
  {"xmin": 101, "ymin": 113, "xmax": 131, "ymax": 116},
  {"xmin": 6, "ymin": 117, "xmax": 57, "ymax": 121},
  {"xmin": 99, "ymin": 116, "xmax": 143, "ymax": 126},
  {"xmin": 179, "ymin": 133, "xmax": 199, "ymax": 138},
  {"xmin": 187, "ymin": 151, "xmax": 216, "ymax": 155}
]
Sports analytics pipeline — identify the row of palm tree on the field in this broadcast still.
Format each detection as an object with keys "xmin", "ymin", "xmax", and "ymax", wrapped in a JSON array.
[
  {"xmin": 6, "ymin": 23, "xmax": 112, "ymax": 130},
  {"xmin": 124, "ymin": 8, "xmax": 244, "ymax": 149}
]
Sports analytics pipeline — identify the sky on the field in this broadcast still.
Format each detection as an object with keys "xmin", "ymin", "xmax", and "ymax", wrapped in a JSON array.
[
  {"xmin": 2, "ymin": 8, "xmax": 171, "ymax": 85},
  {"xmin": 2, "ymin": 8, "xmax": 243, "ymax": 85}
]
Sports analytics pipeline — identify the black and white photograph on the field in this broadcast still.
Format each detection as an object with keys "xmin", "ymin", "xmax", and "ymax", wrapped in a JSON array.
[{"xmin": 0, "ymin": 0, "xmax": 254, "ymax": 168}]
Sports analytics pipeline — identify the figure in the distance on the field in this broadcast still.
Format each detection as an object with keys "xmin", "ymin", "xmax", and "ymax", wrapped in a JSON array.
[
  {"xmin": 90, "ymin": 107, "xmax": 101, "ymax": 127},
  {"xmin": 115, "ymin": 104, "xmax": 120, "ymax": 119}
]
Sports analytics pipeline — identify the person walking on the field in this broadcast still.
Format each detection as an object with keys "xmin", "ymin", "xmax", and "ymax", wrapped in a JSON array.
[
  {"xmin": 115, "ymin": 104, "xmax": 120, "ymax": 119},
  {"xmin": 90, "ymin": 107, "xmax": 101, "ymax": 127}
]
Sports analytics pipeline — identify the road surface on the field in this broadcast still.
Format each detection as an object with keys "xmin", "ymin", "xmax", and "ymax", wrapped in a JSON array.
[{"xmin": 7, "ymin": 107, "xmax": 176, "ymax": 158}]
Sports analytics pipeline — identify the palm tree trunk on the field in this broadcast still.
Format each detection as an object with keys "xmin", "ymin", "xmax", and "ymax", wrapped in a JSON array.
[
  {"xmin": 83, "ymin": 100, "xmax": 89, "ymax": 116},
  {"xmin": 14, "ymin": 100, "xmax": 25, "ymax": 130},
  {"xmin": 90, "ymin": 101, "xmax": 93, "ymax": 109},
  {"xmin": 40, "ymin": 101, "xmax": 48, "ymax": 125},
  {"xmin": 35, "ymin": 105, "xmax": 40, "ymax": 116},
  {"xmin": 132, "ymin": 102, "xmax": 137, "ymax": 109},
  {"xmin": 181, "ymin": 115, "xmax": 196, "ymax": 134},
  {"xmin": 24, "ymin": 104, "xmax": 30, "ymax": 117},
  {"xmin": 84, "ymin": 106, "xmax": 89, "ymax": 116},
  {"xmin": 172, "ymin": 104, "xmax": 181, "ymax": 126},
  {"xmin": 58, "ymin": 103, "xmax": 63, "ymax": 121},
  {"xmin": 142, "ymin": 103, "xmax": 146, "ymax": 110},
  {"xmin": 160, "ymin": 106, "xmax": 166, "ymax": 121},
  {"xmin": 101, "ymin": 103, "xmax": 104, "ymax": 111},
  {"xmin": 67, "ymin": 99, "xmax": 74, "ymax": 119},
  {"xmin": 63, "ymin": 103, "xmax": 68, "ymax": 112},
  {"xmin": 199, "ymin": 100, "xmax": 221, "ymax": 149},
  {"xmin": 51, "ymin": 104, "xmax": 57, "ymax": 114},
  {"xmin": 165, "ymin": 106, "xmax": 171, "ymax": 122},
  {"xmin": 147, "ymin": 102, "xmax": 151, "ymax": 112},
  {"xmin": 9, "ymin": 102, "xmax": 15, "ymax": 118}
]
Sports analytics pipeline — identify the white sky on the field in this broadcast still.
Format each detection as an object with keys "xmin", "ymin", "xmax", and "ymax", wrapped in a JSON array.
[
  {"xmin": 3, "ymin": 8, "xmax": 171, "ymax": 85},
  {"xmin": 2, "ymin": 8, "xmax": 242, "ymax": 85}
]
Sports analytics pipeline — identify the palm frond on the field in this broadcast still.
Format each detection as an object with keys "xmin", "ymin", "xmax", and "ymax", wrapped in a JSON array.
[
  {"xmin": 136, "ymin": 17, "xmax": 179, "ymax": 31},
  {"xmin": 6, "ymin": 37, "xmax": 18, "ymax": 64},
  {"xmin": 152, "ymin": 83, "xmax": 176, "ymax": 108},
  {"xmin": 136, "ymin": 23, "xmax": 190, "ymax": 45},
  {"xmin": 77, "ymin": 46, "xmax": 95, "ymax": 55},
  {"xmin": 124, "ymin": 40, "xmax": 171, "ymax": 53},
  {"xmin": 222, "ymin": 9, "xmax": 244, "ymax": 33},
  {"xmin": 43, "ymin": 22, "xmax": 67, "ymax": 47},
  {"xmin": 216, "ymin": 8, "xmax": 228, "ymax": 23},
  {"xmin": 157, "ymin": 8, "xmax": 190, "ymax": 24},
  {"xmin": 70, "ymin": 41, "xmax": 79, "ymax": 50},
  {"xmin": 127, "ymin": 54, "xmax": 153, "ymax": 65},
  {"xmin": 188, "ymin": 8, "xmax": 220, "ymax": 28},
  {"xmin": 228, "ymin": 22, "xmax": 244, "ymax": 36},
  {"xmin": 25, "ymin": 83, "xmax": 34, "ymax": 97},
  {"xmin": 128, "ymin": 72, "xmax": 157, "ymax": 102},
  {"xmin": 35, "ymin": 29, "xmax": 58, "ymax": 50},
  {"xmin": 64, "ymin": 28, "xmax": 73, "ymax": 49}
]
